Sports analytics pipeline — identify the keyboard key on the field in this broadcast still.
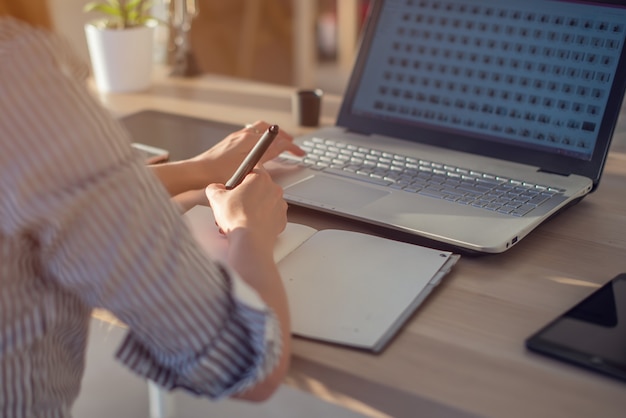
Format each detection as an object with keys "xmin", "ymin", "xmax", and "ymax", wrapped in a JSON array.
[
  {"xmin": 527, "ymin": 195, "xmax": 551, "ymax": 206},
  {"xmin": 511, "ymin": 205, "xmax": 535, "ymax": 216},
  {"xmin": 419, "ymin": 189, "xmax": 448, "ymax": 199}
]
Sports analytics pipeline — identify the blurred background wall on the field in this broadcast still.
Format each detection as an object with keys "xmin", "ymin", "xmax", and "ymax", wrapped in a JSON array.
[{"xmin": 10, "ymin": 0, "xmax": 370, "ymax": 93}]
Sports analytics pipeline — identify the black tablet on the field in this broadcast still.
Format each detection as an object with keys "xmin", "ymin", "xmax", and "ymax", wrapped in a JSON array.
[
  {"xmin": 120, "ymin": 110, "xmax": 242, "ymax": 161},
  {"xmin": 526, "ymin": 273, "xmax": 626, "ymax": 383}
]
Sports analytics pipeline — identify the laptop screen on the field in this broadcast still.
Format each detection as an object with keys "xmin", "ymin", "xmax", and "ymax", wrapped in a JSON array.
[{"xmin": 337, "ymin": 0, "xmax": 626, "ymax": 183}]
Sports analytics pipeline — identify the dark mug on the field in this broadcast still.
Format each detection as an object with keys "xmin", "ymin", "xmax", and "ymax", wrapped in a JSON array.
[{"xmin": 292, "ymin": 89, "xmax": 323, "ymax": 127}]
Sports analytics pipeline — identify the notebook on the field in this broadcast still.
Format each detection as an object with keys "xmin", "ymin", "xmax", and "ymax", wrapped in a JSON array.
[
  {"xmin": 184, "ymin": 205, "xmax": 459, "ymax": 352},
  {"xmin": 269, "ymin": 0, "xmax": 626, "ymax": 254}
]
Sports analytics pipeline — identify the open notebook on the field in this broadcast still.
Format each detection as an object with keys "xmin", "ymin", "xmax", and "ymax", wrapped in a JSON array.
[
  {"xmin": 270, "ymin": 0, "xmax": 626, "ymax": 254},
  {"xmin": 184, "ymin": 205, "xmax": 459, "ymax": 352}
]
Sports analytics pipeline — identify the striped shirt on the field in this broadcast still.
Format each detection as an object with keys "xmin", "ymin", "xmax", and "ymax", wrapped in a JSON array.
[{"xmin": 0, "ymin": 17, "xmax": 280, "ymax": 418}]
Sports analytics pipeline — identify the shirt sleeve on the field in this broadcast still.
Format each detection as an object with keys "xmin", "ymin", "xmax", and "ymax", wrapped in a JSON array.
[{"xmin": 0, "ymin": 17, "xmax": 281, "ymax": 399}]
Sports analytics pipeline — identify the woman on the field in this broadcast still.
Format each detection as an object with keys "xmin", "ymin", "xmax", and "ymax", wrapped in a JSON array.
[{"xmin": 0, "ymin": 16, "xmax": 304, "ymax": 417}]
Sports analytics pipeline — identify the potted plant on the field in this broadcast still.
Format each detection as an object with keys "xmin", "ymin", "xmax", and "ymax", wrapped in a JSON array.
[{"xmin": 84, "ymin": 0, "xmax": 162, "ymax": 93}]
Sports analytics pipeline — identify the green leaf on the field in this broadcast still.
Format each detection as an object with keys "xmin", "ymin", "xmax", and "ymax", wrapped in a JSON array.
[
  {"xmin": 83, "ymin": 3, "xmax": 123, "ymax": 17},
  {"xmin": 84, "ymin": 0, "xmax": 162, "ymax": 28},
  {"xmin": 126, "ymin": 0, "xmax": 143, "ymax": 10}
]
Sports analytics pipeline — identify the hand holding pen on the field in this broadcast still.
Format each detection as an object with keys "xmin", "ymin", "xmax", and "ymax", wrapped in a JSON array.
[
  {"xmin": 225, "ymin": 124, "xmax": 280, "ymax": 189},
  {"xmin": 208, "ymin": 124, "xmax": 286, "ymax": 236}
]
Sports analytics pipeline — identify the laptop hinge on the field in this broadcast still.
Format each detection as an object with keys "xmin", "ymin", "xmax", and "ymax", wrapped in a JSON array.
[
  {"xmin": 345, "ymin": 128, "xmax": 371, "ymax": 136},
  {"xmin": 537, "ymin": 168, "xmax": 570, "ymax": 177}
]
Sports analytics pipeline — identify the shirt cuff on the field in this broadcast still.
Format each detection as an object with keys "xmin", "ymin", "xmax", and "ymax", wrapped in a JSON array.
[{"xmin": 114, "ymin": 265, "xmax": 282, "ymax": 399}]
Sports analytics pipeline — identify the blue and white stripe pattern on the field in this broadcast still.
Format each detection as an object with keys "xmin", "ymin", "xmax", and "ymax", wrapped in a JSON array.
[{"xmin": 0, "ymin": 17, "xmax": 280, "ymax": 418}]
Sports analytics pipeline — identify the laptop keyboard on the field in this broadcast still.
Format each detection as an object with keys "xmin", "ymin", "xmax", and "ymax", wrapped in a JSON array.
[{"xmin": 276, "ymin": 137, "xmax": 565, "ymax": 217}]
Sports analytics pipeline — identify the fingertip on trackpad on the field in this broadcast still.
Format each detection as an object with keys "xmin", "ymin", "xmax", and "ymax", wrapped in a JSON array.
[{"xmin": 284, "ymin": 176, "xmax": 389, "ymax": 211}]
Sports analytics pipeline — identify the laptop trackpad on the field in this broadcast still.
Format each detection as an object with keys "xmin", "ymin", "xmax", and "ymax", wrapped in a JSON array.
[{"xmin": 284, "ymin": 176, "xmax": 389, "ymax": 211}]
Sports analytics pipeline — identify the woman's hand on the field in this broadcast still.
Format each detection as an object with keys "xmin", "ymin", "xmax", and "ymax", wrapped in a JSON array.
[
  {"xmin": 191, "ymin": 121, "xmax": 305, "ymax": 185},
  {"xmin": 149, "ymin": 121, "xmax": 305, "ymax": 198},
  {"xmin": 172, "ymin": 189, "xmax": 208, "ymax": 213},
  {"xmin": 205, "ymin": 167, "xmax": 287, "ymax": 248}
]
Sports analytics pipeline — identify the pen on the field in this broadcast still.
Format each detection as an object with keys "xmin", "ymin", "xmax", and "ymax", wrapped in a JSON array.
[{"xmin": 225, "ymin": 124, "xmax": 280, "ymax": 190}]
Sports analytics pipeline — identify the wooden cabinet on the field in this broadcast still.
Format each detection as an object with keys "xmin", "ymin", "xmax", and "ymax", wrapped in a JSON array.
[
  {"xmin": 188, "ymin": 0, "xmax": 367, "ymax": 87},
  {"xmin": 0, "ymin": 0, "xmax": 52, "ymax": 28}
]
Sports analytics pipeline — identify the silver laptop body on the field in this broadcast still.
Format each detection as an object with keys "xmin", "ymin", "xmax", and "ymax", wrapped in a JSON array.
[{"xmin": 271, "ymin": 0, "xmax": 626, "ymax": 253}]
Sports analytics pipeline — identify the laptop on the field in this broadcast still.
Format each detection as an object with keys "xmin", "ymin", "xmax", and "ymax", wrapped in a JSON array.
[{"xmin": 269, "ymin": 0, "xmax": 626, "ymax": 253}]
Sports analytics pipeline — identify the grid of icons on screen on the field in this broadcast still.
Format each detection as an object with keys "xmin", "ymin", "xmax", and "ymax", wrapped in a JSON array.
[{"xmin": 372, "ymin": 0, "xmax": 625, "ymax": 154}]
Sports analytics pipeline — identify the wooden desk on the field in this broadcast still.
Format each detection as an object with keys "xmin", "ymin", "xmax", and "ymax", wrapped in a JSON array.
[{"xmin": 93, "ymin": 68, "xmax": 626, "ymax": 418}]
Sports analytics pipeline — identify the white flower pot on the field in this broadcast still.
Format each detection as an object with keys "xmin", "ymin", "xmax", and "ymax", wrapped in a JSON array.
[{"xmin": 85, "ymin": 21, "xmax": 156, "ymax": 93}]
